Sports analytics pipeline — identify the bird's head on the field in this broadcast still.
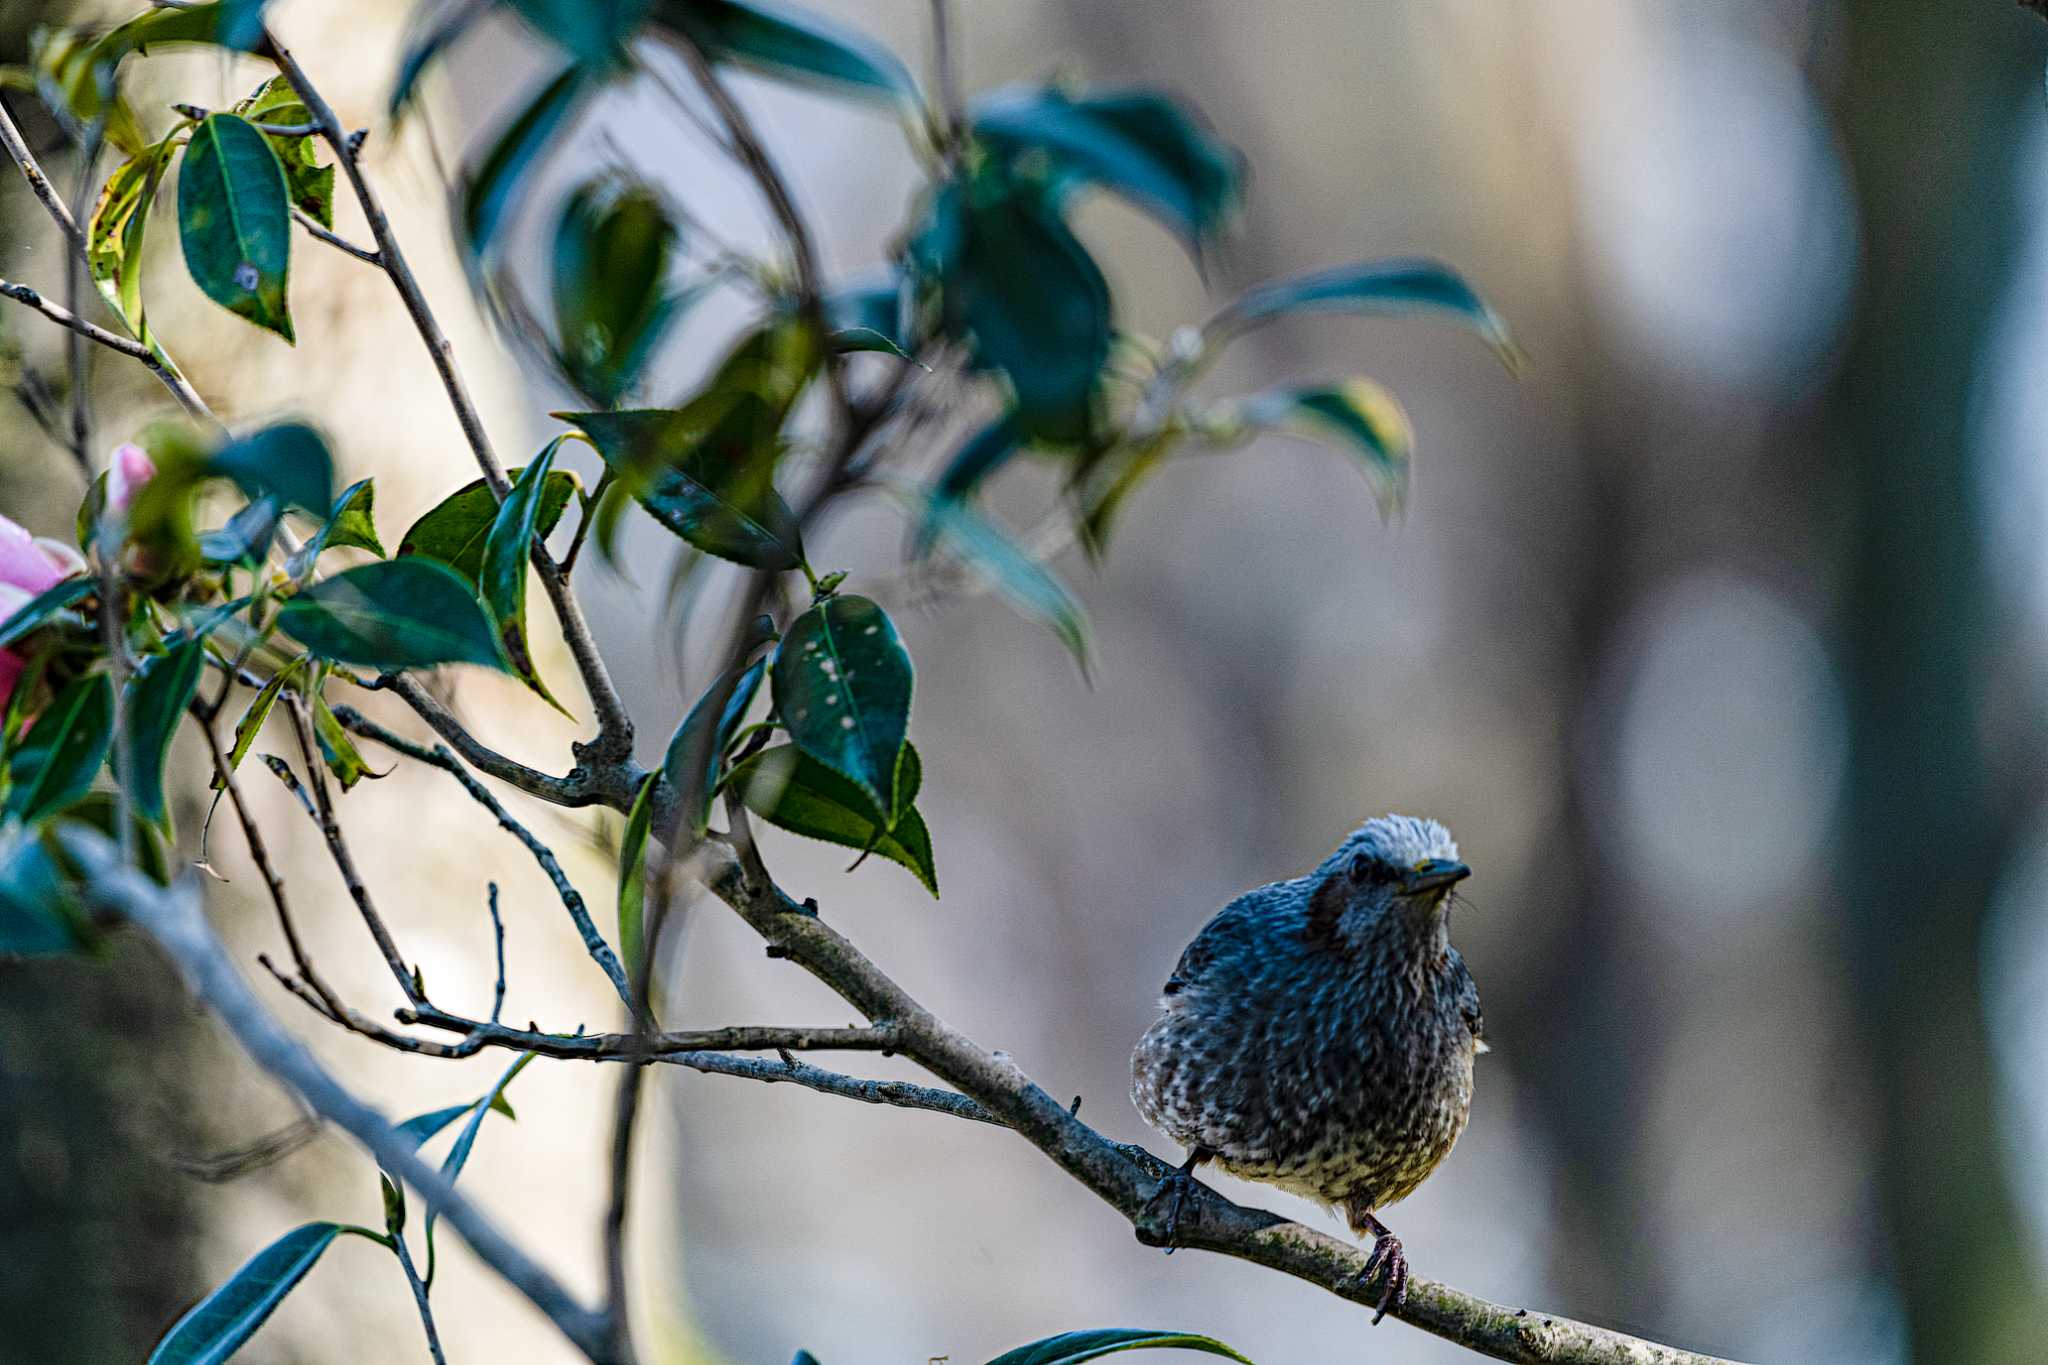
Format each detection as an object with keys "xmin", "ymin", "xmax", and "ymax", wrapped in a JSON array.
[{"xmin": 1308, "ymin": 813, "xmax": 1470, "ymax": 954}]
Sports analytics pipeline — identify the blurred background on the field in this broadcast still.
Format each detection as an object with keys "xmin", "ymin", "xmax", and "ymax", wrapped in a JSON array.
[{"xmin": 6, "ymin": 1, "xmax": 2048, "ymax": 1362}]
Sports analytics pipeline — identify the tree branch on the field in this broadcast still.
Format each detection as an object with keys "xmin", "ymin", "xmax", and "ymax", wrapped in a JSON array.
[{"xmin": 64, "ymin": 837, "xmax": 615, "ymax": 1364}]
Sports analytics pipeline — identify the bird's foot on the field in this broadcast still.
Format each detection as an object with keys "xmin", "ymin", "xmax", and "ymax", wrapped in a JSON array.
[
  {"xmin": 1137, "ymin": 1155, "xmax": 1210, "ymax": 1253},
  {"xmin": 1356, "ymin": 1231, "xmax": 1408, "ymax": 1324}
]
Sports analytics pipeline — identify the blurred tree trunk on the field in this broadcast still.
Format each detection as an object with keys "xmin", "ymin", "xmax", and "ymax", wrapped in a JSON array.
[
  {"xmin": 1827, "ymin": 2, "xmax": 2047, "ymax": 1361},
  {"xmin": 0, "ymin": 4, "xmax": 208, "ymax": 1358}
]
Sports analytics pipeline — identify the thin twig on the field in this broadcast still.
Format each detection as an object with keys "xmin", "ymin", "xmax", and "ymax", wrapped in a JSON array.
[
  {"xmin": 0, "ymin": 96, "xmax": 83, "ymax": 247},
  {"xmin": 486, "ymin": 882, "xmax": 507, "ymax": 1024},
  {"xmin": 293, "ymin": 207, "xmax": 381, "ymax": 263},
  {"xmin": 0, "ymin": 279, "xmax": 155, "ymax": 363},
  {"xmin": 392, "ymin": 1232, "xmax": 449, "ymax": 1365},
  {"xmin": 673, "ymin": 1049, "xmax": 1000, "ymax": 1125}
]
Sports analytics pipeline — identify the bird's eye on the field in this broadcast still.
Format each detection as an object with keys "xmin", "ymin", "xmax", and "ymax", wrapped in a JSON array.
[{"xmin": 1349, "ymin": 853, "xmax": 1392, "ymax": 884}]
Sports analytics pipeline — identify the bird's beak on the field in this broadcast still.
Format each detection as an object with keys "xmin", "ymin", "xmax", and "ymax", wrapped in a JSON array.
[{"xmin": 1402, "ymin": 859, "xmax": 1470, "ymax": 895}]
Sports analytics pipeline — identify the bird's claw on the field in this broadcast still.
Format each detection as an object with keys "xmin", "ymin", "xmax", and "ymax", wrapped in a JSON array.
[
  {"xmin": 1145, "ymin": 1166, "xmax": 1202, "ymax": 1253},
  {"xmin": 1359, "ymin": 1232, "xmax": 1408, "ymax": 1324}
]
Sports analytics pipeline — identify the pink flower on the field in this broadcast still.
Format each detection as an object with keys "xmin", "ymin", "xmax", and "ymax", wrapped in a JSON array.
[
  {"xmin": 0, "ymin": 512, "xmax": 89, "ymax": 714},
  {"xmin": 106, "ymin": 442, "xmax": 156, "ymax": 513}
]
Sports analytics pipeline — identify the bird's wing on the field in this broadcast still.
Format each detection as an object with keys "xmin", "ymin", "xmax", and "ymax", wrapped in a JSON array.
[
  {"xmin": 1449, "ymin": 945, "xmax": 1485, "ymax": 1045},
  {"xmin": 1162, "ymin": 881, "xmax": 1297, "ymax": 997}
]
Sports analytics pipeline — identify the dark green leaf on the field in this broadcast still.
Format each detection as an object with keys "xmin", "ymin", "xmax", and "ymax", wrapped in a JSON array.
[
  {"xmin": 121, "ymin": 641, "xmax": 206, "ymax": 828},
  {"xmin": 929, "ymin": 415, "xmax": 1020, "ymax": 511},
  {"xmin": 506, "ymin": 0, "xmax": 651, "ymax": 69},
  {"xmin": 985, "ymin": 1330, "xmax": 1255, "ymax": 1365},
  {"xmin": 772, "ymin": 595, "xmax": 910, "ymax": 815},
  {"xmin": 147, "ymin": 1222, "xmax": 342, "ymax": 1365},
  {"xmin": 895, "ymin": 486, "xmax": 1090, "ymax": 675},
  {"xmin": 461, "ymin": 63, "xmax": 589, "ymax": 260},
  {"xmin": 5, "ymin": 673, "xmax": 113, "ymax": 825},
  {"xmin": 275, "ymin": 560, "xmax": 508, "ymax": 673},
  {"xmin": 61, "ymin": 790, "xmax": 174, "ymax": 887},
  {"xmin": 215, "ymin": 658, "xmax": 306, "ymax": 789},
  {"xmin": 1234, "ymin": 380, "xmax": 1413, "ymax": 517},
  {"xmin": 395, "ymin": 1103, "xmax": 472, "ymax": 1149},
  {"xmin": 617, "ymin": 772, "xmax": 657, "ymax": 975},
  {"xmin": 918, "ymin": 185, "xmax": 1111, "ymax": 439},
  {"xmin": 379, "ymin": 1173, "xmax": 406, "ymax": 1235},
  {"xmin": 210, "ymin": 422, "xmax": 334, "ymax": 516},
  {"xmin": 792, "ymin": 1353, "xmax": 822, "ymax": 1365},
  {"xmin": 0, "ymin": 577, "xmax": 93, "ymax": 650},
  {"xmin": 568, "ymin": 406, "xmax": 806, "ymax": 570},
  {"xmin": 198, "ymin": 496, "xmax": 281, "ymax": 565},
  {"xmin": 663, "ymin": 655, "xmax": 767, "ymax": 833},
  {"xmin": 971, "ymin": 86, "xmax": 1242, "ymax": 247},
  {"xmin": 178, "ymin": 113, "xmax": 295, "ymax": 342},
  {"xmin": 398, "ymin": 467, "xmax": 577, "ymax": 585},
  {"xmin": 286, "ymin": 479, "xmax": 382, "ymax": 579},
  {"xmin": 730, "ymin": 745, "xmax": 936, "ymax": 895},
  {"xmin": 481, "ymin": 441, "xmax": 569, "ymax": 708},
  {"xmin": 552, "ymin": 177, "xmax": 683, "ymax": 406},
  {"xmin": 1213, "ymin": 258, "xmax": 1522, "ymax": 370},
  {"xmin": 651, "ymin": 0, "xmax": 918, "ymax": 107},
  {"xmin": 311, "ymin": 696, "xmax": 379, "ymax": 791}
]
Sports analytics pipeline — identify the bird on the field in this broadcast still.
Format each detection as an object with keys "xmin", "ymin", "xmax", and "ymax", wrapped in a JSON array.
[{"xmin": 1130, "ymin": 813, "xmax": 1485, "ymax": 1322}]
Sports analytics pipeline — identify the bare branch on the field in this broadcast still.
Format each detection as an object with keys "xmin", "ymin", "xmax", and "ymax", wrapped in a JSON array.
[
  {"xmin": 0, "ymin": 95, "xmax": 83, "ymax": 247},
  {"xmin": 393, "ymin": 1232, "xmax": 450, "ymax": 1365},
  {"xmin": 292, "ymin": 207, "xmax": 381, "ymax": 264},
  {"xmin": 674, "ymin": 1049, "xmax": 1000, "ymax": 1126},
  {"xmin": 0, "ymin": 278, "xmax": 154, "ymax": 363}
]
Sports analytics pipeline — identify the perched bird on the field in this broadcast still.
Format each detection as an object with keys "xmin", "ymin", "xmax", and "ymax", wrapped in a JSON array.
[{"xmin": 1130, "ymin": 814, "xmax": 1484, "ymax": 1320}]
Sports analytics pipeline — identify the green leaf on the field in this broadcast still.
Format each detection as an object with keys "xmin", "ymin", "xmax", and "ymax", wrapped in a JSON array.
[
  {"xmin": 461, "ymin": 63, "xmax": 589, "ymax": 260},
  {"xmin": 730, "ymin": 745, "xmax": 936, "ymax": 895},
  {"xmin": 147, "ymin": 1222, "xmax": 343, "ymax": 1365},
  {"xmin": 617, "ymin": 772, "xmax": 657, "ymax": 976},
  {"xmin": 917, "ymin": 184, "xmax": 1111, "ymax": 440},
  {"xmin": 824, "ymin": 269, "xmax": 914, "ymax": 357},
  {"xmin": 1212, "ymin": 258, "xmax": 1522, "ymax": 371},
  {"xmin": 274, "ymin": 560, "xmax": 509, "ymax": 673},
  {"xmin": 26, "ymin": 25, "xmax": 146, "ymax": 156},
  {"xmin": 395, "ymin": 1103, "xmax": 473, "ymax": 1149},
  {"xmin": 236, "ymin": 76, "xmax": 335, "ymax": 227},
  {"xmin": 4, "ymin": 673, "xmax": 113, "ymax": 825},
  {"xmin": 771, "ymin": 594, "xmax": 910, "ymax": 815},
  {"xmin": 1232, "ymin": 380, "xmax": 1413, "ymax": 518},
  {"xmin": 651, "ymin": 0, "xmax": 918, "ymax": 108},
  {"xmin": 929, "ymin": 415, "xmax": 1021, "ymax": 510},
  {"xmin": 552, "ymin": 177, "xmax": 684, "ymax": 406},
  {"xmin": 423, "ymin": 1053, "xmax": 533, "ymax": 1271},
  {"xmin": 215, "ymin": 658, "xmax": 306, "ymax": 789},
  {"xmin": 894, "ymin": 485, "xmax": 1091, "ymax": 675},
  {"xmin": 0, "ymin": 577, "xmax": 93, "ymax": 651},
  {"xmin": 985, "ymin": 1330, "xmax": 1255, "ymax": 1365},
  {"xmin": 398, "ymin": 467, "xmax": 577, "ymax": 585},
  {"xmin": 87, "ymin": 129, "xmax": 184, "ymax": 355},
  {"xmin": 568, "ymin": 406, "xmax": 806, "ymax": 570},
  {"xmin": 506, "ymin": 0, "xmax": 651, "ymax": 69},
  {"xmin": 0, "ymin": 827, "xmax": 90, "ymax": 956},
  {"xmin": 663, "ymin": 655, "xmax": 767, "ymax": 833},
  {"xmin": 971, "ymin": 86, "xmax": 1243, "ymax": 247},
  {"xmin": 178, "ymin": 113, "xmax": 295, "ymax": 342},
  {"xmin": 121, "ymin": 641, "xmax": 206, "ymax": 828},
  {"xmin": 311, "ymin": 696, "xmax": 379, "ymax": 791},
  {"xmin": 198, "ymin": 496, "xmax": 281, "ymax": 566},
  {"xmin": 209, "ymin": 422, "xmax": 335, "ymax": 516},
  {"xmin": 286, "ymin": 478, "xmax": 382, "ymax": 579},
  {"xmin": 481, "ymin": 441, "xmax": 569, "ymax": 709}
]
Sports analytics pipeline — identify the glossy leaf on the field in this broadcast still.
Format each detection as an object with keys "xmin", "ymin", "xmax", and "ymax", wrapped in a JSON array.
[
  {"xmin": 147, "ymin": 1222, "xmax": 342, "ymax": 1365},
  {"xmin": 209, "ymin": 422, "xmax": 334, "ymax": 515},
  {"xmin": 178, "ymin": 113, "xmax": 295, "ymax": 341},
  {"xmin": 651, "ymin": 0, "xmax": 918, "ymax": 107},
  {"xmin": 237, "ymin": 76, "xmax": 335, "ymax": 226},
  {"xmin": 896, "ymin": 486, "xmax": 1091, "ymax": 675},
  {"xmin": 971, "ymin": 86, "xmax": 1242, "ymax": 247},
  {"xmin": 918, "ymin": 185, "xmax": 1111, "ymax": 439},
  {"xmin": 617, "ymin": 772, "xmax": 657, "ymax": 976},
  {"xmin": 729, "ymin": 745, "xmax": 937, "ymax": 895},
  {"xmin": 462, "ymin": 64, "xmax": 589, "ymax": 260},
  {"xmin": 1235, "ymin": 380, "xmax": 1413, "ymax": 517},
  {"xmin": 395, "ymin": 1103, "xmax": 472, "ymax": 1149},
  {"xmin": 569, "ymin": 406, "xmax": 806, "ymax": 570},
  {"xmin": 198, "ymin": 496, "xmax": 281, "ymax": 566},
  {"xmin": 285, "ymin": 479, "xmax": 381, "ymax": 579},
  {"xmin": 552, "ymin": 177, "xmax": 682, "ymax": 406},
  {"xmin": 0, "ymin": 577, "xmax": 93, "ymax": 651},
  {"xmin": 772, "ymin": 594, "xmax": 911, "ymax": 815},
  {"xmin": 275, "ymin": 560, "xmax": 508, "ymax": 673},
  {"xmin": 481, "ymin": 441, "xmax": 569, "ymax": 708},
  {"xmin": 4, "ymin": 674, "xmax": 113, "ymax": 825},
  {"xmin": 122, "ymin": 641, "xmax": 206, "ymax": 828},
  {"xmin": 87, "ymin": 130, "xmax": 182, "ymax": 354},
  {"xmin": 663, "ymin": 654, "xmax": 767, "ymax": 833},
  {"xmin": 507, "ymin": 0, "xmax": 651, "ymax": 69},
  {"xmin": 216, "ymin": 658, "xmax": 307, "ymax": 789},
  {"xmin": 985, "ymin": 1330, "xmax": 1254, "ymax": 1365},
  {"xmin": 1212, "ymin": 258, "xmax": 1522, "ymax": 370},
  {"xmin": 398, "ymin": 467, "xmax": 577, "ymax": 585}
]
